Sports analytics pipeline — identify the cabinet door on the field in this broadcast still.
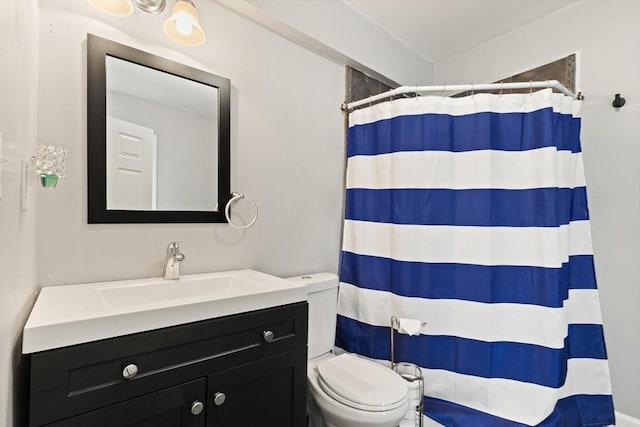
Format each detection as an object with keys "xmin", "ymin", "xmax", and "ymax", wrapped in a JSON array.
[
  {"xmin": 206, "ymin": 347, "xmax": 307, "ymax": 427},
  {"xmin": 45, "ymin": 379, "xmax": 206, "ymax": 427},
  {"xmin": 29, "ymin": 302, "xmax": 307, "ymax": 427}
]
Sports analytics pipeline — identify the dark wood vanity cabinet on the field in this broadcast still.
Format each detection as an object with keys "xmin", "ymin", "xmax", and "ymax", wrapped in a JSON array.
[
  {"xmin": 46, "ymin": 379, "xmax": 207, "ymax": 427},
  {"xmin": 27, "ymin": 303, "xmax": 308, "ymax": 427},
  {"xmin": 206, "ymin": 349, "xmax": 306, "ymax": 427}
]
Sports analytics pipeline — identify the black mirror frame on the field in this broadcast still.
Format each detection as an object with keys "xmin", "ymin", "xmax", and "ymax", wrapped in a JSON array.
[{"xmin": 87, "ymin": 34, "xmax": 230, "ymax": 223}]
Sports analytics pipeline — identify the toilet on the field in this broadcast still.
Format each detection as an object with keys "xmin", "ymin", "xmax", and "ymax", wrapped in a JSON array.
[{"xmin": 287, "ymin": 274, "xmax": 409, "ymax": 427}]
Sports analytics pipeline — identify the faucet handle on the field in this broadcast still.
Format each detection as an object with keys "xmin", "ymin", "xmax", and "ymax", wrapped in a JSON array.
[{"xmin": 167, "ymin": 241, "xmax": 183, "ymax": 255}]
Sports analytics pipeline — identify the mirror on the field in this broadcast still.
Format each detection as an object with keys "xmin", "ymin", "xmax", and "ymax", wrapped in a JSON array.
[{"xmin": 87, "ymin": 34, "xmax": 230, "ymax": 223}]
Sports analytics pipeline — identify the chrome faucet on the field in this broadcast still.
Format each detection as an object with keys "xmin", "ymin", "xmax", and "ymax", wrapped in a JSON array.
[{"xmin": 164, "ymin": 241, "xmax": 185, "ymax": 280}]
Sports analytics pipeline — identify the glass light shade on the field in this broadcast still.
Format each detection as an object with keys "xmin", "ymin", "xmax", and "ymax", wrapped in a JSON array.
[
  {"xmin": 32, "ymin": 145, "xmax": 69, "ymax": 189},
  {"xmin": 87, "ymin": 0, "xmax": 134, "ymax": 17},
  {"xmin": 163, "ymin": 1, "xmax": 205, "ymax": 46}
]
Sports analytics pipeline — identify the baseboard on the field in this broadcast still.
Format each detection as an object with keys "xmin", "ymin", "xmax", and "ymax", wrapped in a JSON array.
[{"xmin": 616, "ymin": 412, "xmax": 640, "ymax": 427}]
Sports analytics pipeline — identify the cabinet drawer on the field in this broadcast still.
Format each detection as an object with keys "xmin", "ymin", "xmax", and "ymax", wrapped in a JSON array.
[{"xmin": 29, "ymin": 302, "xmax": 307, "ymax": 426}]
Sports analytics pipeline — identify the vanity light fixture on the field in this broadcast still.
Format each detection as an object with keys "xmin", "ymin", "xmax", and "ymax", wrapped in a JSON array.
[
  {"xmin": 87, "ymin": 0, "xmax": 205, "ymax": 46},
  {"xmin": 163, "ymin": 0, "xmax": 206, "ymax": 47},
  {"xmin": 131, "ymin": 0, "xmax": 167, "ymax": 14},
  {"xmin": 87, "ymin": 0, "xmax": 166, "ymax": 16}
]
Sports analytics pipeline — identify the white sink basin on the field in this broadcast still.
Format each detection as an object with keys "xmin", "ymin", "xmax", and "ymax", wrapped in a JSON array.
[
  {"xmin": 98, "ymin": 274, "xmax": 266, "ymax": 308},
  {"xmin": 22, "ymin": 269, "xmax": 307, "ymax": 354}
]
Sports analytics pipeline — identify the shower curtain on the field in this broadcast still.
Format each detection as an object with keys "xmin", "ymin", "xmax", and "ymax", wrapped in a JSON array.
[{"xmin": 336, "ymin": 89, "xmax": 614, "ymax": 426}]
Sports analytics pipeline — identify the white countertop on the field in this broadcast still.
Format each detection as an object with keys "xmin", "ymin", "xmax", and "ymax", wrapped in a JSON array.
[{"xmin": 23, "ymin": 269, "xmax": 307, "ymax": 354}]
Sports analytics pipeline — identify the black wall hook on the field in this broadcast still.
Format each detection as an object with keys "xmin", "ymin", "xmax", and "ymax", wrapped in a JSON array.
[{"xmin": 612, "ymin": 93, "xmax": 626, "ymax": 108}]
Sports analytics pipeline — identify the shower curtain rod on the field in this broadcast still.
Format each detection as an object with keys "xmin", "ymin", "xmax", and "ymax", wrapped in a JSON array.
[{"xmin": 342, "ymin": 79, "xmax": 578, "ymax": 111}]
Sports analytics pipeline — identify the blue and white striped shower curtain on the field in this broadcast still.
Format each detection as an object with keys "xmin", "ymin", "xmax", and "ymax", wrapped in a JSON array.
[{"xmin": 336, "ymin": 89, "xmax": 615, "ymax": 426}]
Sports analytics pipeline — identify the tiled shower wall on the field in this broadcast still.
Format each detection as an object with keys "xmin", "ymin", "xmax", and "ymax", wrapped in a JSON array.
[
  {"xmin": 346, "ymin": 54, "xmax": 576, "ymax": 103},
  {"xmin": 345, "ymin": 66, "xmax": 395, "ymax": 104},
  {"xmin": 456, "ymin": 54, "xmax": 577, "ymax": 96}
]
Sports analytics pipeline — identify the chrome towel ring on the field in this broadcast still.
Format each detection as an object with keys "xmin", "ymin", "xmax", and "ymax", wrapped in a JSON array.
[{"xmin": 225, "ymin": 192, "xmax": 258, "ymax": 229}]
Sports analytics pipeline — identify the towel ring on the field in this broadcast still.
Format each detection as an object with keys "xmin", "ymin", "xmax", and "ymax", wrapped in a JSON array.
[{"xmin": 225, "ymin": 192, "xmax": 258, "ymax": 230}]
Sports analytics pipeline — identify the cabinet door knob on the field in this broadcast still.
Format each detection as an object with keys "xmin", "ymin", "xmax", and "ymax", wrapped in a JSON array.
[
  {"xmin": 190, "ymin": 400, "xmax": 204, "ymax": 416},
  {"xmin": 122, "ymin": 363, "xmax": 138, "ymax": 379},
  {"xmin": 213, "ymin": 392, "xmax": 226, "ymax": 406},
  {"xmin": 263, "ymin": 330, "xmax": 274, "ymax": 343}
]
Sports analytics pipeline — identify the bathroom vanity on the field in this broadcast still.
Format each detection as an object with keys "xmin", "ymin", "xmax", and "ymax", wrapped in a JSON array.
[{"xmin": 22, "ymin": 270, "xmax": 308, "ymax": 426}]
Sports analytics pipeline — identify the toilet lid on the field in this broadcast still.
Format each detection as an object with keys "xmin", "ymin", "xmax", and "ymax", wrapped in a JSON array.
[{"xmin": 315, "ymin": 353, "xmax": 408, "ymax": 411}]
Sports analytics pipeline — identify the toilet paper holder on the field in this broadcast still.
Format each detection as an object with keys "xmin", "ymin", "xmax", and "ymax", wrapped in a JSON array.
[
  {"xmin": 390, "ymin": 316, "xmax": 426, "ymax": 427},
  {"xmin": 390, "ymin": 316, "xmax": 426, "ymax": 368}
]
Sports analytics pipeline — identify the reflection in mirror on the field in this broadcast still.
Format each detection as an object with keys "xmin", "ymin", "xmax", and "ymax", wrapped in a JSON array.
[
  {"xmin": 87, "ymin": 34, "xmax": 230, "ymax": 223},
  {"xmin": 106, "ymin": 56, "xmax": 218, "ymax": 211}
]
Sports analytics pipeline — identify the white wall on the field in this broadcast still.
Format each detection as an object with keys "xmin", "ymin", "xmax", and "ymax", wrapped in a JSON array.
[
  {"xmin": 36, "ymin": 0, "xmax": 346, "ymax": 286},
  {"xmin": 435, "ymin": 0, "xmax": 640, "ymax": 420},
  {"xmin": 0, "ymin": 1, "xmax": 39, "ymax": 426},
  {"xmin": 224, "ymin": 0, "xmax": 434, "ymax": 87}
]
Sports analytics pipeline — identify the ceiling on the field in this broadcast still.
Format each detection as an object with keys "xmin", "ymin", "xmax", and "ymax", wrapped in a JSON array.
[{"xmin": 341, "ymin": 0, "xmax": 580, "ymax": 62}]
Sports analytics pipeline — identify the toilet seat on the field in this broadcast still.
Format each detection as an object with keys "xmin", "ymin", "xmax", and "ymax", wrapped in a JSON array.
[{"xmin": 315, "ymin": 353, "xmax": 408, "ymax": 412}]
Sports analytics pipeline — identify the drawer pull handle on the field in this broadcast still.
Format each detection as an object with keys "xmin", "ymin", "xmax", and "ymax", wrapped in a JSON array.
[
  {"xmin": 191, "ymin": 400, "xmax": 204, "ymax": 416},
  {"xmin": 263, "ymin": 330, "xmax": 274, "ymax": 343},
  {"xmin": 213, "ymin": 392, "xmax": 226, "ymax": 406},
  {"xmin": 122, "ymin": 363, "xmax": 139, "ymax": 379}
]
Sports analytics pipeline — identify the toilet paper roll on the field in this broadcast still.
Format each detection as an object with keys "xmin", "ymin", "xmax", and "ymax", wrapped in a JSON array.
[{"xmin": 397, "ymin": 317, "xmax": 424, "ymax": 336}]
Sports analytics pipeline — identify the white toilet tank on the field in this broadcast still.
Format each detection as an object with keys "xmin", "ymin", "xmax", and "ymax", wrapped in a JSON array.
[{"xmin": 287, "ymin": 273, "xmax": 339, "ymax": 359}]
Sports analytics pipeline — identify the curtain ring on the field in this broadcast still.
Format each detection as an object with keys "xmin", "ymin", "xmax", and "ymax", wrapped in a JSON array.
[
  {"xmin": 471, "ymin": 84, "xmax": 475, "ymax": 96},
  {"xmin": 499, "ymin": 82, "xmax": 504, "ymax": 96},
  {"xmin": 530, "ymin": 80, "xmax": 533, "ymax": 94},
  {"xmin": 442, "ymin": 85, "xmax": 446, "ymax": 97}
]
